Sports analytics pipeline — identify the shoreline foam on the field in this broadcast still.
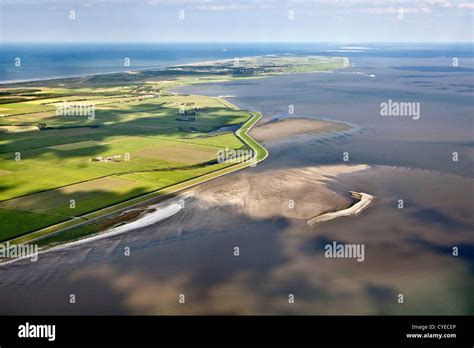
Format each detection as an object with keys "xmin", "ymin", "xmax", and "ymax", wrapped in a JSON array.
[{"xmin": 307, "ymin": 191, "xmax": 374, "ymax": 226}]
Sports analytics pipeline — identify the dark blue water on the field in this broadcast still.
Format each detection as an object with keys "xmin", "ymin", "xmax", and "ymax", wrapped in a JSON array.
[{"xmin": 1, "ymin": 42, "xmax": 473, "ymax": 83}]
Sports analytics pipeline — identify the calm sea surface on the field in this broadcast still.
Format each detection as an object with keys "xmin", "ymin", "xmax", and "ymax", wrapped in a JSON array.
[
  {"xmin": 0, "ymin": 44, "xmax": 472, "ymax": 314},
  {"xmin": 1, "ymin": 42, "xmax": 473, "ymax": 83}
]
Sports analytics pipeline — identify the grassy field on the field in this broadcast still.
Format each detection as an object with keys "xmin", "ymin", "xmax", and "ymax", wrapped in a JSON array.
[
  {"xmin": 0, "ymin": 55, "xmax": 345, "ymax": 243},
  {"xmin": 0, "ymin": 89, "xmax": 250, "ymax": 241}
]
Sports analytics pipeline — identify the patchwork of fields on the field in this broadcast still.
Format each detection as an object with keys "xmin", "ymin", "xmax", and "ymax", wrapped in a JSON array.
[
  {"xmin": 0, "ymin": 55, "xmax": 345, "ymax": 243},
  {"xmin": 0, "ymin": 83, "xmax": 251, "ymax": 241}
]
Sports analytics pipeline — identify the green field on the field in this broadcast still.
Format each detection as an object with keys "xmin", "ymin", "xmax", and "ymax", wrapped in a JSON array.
[
  {"xmin": 0, "ymin": 90, "xmax": 251, "ymax": 241},
  {"xmin": 0, "ymin": 55, "xmax": 345, "ymax": 244}
]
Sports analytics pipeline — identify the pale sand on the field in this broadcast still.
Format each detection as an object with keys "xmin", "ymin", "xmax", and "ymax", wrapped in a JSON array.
[
  {"xmin": 307, "ymin": 191, "xmax": 374, "ymax": 226},
  {"xmin": 0, "ymin": 200, "xmax": 185, "ymax": 265},
  {"xmin": 194, "ymin": 164, "xmax": 369, "ymax": 221},
  {"xmin": 249, "ymin": 118, "xmax": 350, "ymax": 142}
]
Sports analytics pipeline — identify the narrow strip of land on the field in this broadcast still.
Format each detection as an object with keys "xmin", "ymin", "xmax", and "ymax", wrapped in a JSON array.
[
  {"xmin": 307, "ymin": 191, "xmax": 374, "ymax": 226},
  {"xmin": 7, "ymin": 108, "xmax": 267, "ymax": 246}
]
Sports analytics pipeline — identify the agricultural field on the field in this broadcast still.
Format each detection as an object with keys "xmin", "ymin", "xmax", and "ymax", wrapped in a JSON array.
[
  {"xmin": 0, "ymin": 55, "xmax": 344, "ymax": 243},
  {"xmin": 0, "ymin": 83, "xmax": 253, "ymax": 241}
]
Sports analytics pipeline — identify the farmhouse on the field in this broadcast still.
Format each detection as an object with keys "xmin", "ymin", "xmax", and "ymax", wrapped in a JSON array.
[
  {"xmin": 89, "ymin": 155, "xmax": 123, "ymax": 163},
  {"xmin": 177, "ymin": 102, "xmax": 198, "ymax": 121}
]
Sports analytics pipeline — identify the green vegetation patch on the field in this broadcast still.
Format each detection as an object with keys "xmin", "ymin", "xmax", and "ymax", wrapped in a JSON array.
[{"xmin": 0, "ymin": 54, "xmax": 345, "ymax": 242}]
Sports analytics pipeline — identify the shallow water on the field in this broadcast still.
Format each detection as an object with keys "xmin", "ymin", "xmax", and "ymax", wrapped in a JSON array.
[
  {"xmin": 178, "ymin": 56, "xmax": 474, "ymax": 177},
  {"xmin": 0, "ymin": 52, "xmax": 472, "ymax": 315}
]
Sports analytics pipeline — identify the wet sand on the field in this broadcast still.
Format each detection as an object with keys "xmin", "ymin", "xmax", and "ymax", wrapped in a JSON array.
[
  {"xmin": 0, "ymin": 55, "xmax": 472, "ymax": 315},
  {"xmin": 0, "ymin": 165, "xmax": 471, "ymax": 315},
  {"xmin": 250, "ymin": 118, "xmax": 350, "ymax": 142},
  {"xmin": 193, "ymin": 164, "xmax": 369, "ymax": 220},
  {"xmin": 307, "ymin": 191, "xmax": 374, "ymax": 226}
]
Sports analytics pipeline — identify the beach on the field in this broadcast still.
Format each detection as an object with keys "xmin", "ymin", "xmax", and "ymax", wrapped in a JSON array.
[
  {"xmin": 307, "ymin": 191, "xmax": 374, "ymax": 226},
  {"xmin": 0, "ymin": 48, "xmax": 472, "ymax": 315}
]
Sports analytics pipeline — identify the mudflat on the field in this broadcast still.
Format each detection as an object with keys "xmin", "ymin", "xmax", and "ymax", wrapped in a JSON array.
[{"xmin": 194, "ymin": 164, "xmax": 369, "ymax": 220}]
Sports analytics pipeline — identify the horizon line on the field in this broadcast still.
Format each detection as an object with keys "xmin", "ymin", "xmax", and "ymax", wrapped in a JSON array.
[{"xmin": 1, "ymin": 41, "xmax": 473, "ymax": 45}]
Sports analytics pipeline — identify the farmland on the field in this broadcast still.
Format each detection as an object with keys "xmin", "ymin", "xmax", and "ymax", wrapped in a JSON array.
[
  {"xmin": 0, "ymin": 55, "xmax": 345, "ymax": 243},
  {"xmin": 0, "ymin": 90, "xmax": 249, "ymax": 241}
]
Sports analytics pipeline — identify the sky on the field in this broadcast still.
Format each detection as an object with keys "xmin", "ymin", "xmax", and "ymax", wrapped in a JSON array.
[{"xmin": 0, "ymin": 0, "xmax": 473, "ymax": 43}]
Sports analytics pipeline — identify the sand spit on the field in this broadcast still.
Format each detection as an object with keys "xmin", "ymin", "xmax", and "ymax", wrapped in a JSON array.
[
  {"xmin": 249, "ymin": 118, "xmax": 350, "ymax": 142},
  {"xmin": 194, "ymin": 164, "xmax": 370, "ymax": 221},
  {"xmin": 307, "ymin": 191, "xmax": 374, "ymax": 226},
  {"xmin": 50, "ymin": 201, "xmax": 184, "ymax": 249},
  {"xmin": 0, "ymin": 200, "xmax": 184, "ymax": 266}
]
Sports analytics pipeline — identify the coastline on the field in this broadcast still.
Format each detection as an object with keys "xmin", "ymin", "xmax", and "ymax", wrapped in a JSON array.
[
  {"xmin": 0, "ymin": 57, "xmax": 212, "ymax": 85},
  {"xmin": 1, "ymin": 55, "xmax": 364, "ymax": 253},
  {"xmin": 3, "ymin": 108, "xmax": 267, "ymax": 248},
  {"xmin": 0, "ymin": 54, "xmax": 346, "ymax": 86},
  {"xmin": 1, "ymin": 44, "xmax": 472, "ymax": 317},
  {"xmin": 0, "ymin": 200, "xmax": 184, "ymax": 266}
]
